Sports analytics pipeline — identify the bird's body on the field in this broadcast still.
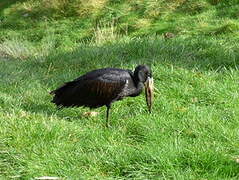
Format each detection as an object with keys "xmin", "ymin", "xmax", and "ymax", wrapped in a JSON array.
[
  {"xmin": 51, "ymin": 68, "xmax": 142, "ymax": 108},
  {"xmin": 50, "ymin": 65, "xmax": 153, "ymax": 127}
]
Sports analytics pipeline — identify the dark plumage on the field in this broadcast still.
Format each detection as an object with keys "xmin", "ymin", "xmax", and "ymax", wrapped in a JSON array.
[{"xmin": 50, "ymin": 65, "xmax": 154, "ymax": 127}]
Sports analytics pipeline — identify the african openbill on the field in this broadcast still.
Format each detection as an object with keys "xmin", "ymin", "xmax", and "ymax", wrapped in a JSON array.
[{"xmin": 50, "ymin": 65, "xmax": 154, "ymax": 127}]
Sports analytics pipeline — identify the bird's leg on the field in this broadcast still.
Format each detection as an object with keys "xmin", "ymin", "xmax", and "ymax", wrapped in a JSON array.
[{"xmin": 106, "ymin": 104, "xmax": 111, "ymax": 128}]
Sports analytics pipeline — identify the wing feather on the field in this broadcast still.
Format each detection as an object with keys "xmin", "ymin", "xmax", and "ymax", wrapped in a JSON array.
[{"xmin": 51, "ymin": 69, "xmax": 130, "ymax": 108}]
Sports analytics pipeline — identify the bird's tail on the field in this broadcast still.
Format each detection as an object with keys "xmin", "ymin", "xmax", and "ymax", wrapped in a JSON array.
[{"xmin": 50, "ymin": 81, "xmax": 77, "ymax": 107}]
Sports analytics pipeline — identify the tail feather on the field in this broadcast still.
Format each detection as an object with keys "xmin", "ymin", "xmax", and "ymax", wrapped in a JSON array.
[{"xmin": 50, "ymin": 81, "xmax": 82, "ymax": 107}]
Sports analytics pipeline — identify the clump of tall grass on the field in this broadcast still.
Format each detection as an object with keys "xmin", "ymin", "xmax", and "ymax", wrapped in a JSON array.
[
  {"xmin": 0, "ymin": 36, "xmax": 56, "ymax": 60},
  {"xmin": 0, "ymin": 39, "xmax": 35, "ymax": 60},
  {"xmin": 93, "ymin": 21, "xmax": 120, "ymax": 44}
]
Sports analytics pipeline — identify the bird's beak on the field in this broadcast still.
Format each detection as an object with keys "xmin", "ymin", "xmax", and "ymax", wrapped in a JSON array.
[{"xmin": 145, "ymin": 77, "xmax": 154, "ymax": 113}]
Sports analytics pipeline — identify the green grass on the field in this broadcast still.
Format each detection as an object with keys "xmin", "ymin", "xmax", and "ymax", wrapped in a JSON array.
[
  {"xmin": 1, "ymin": 36, "xmax": 239, "ymax": 179},
  {"xmin": 0, "ymin": 0, "xmax": 239, "ymax": 45},
  {"xmin": 1, "ymin": 0, "xmax": 239, "ymax": 179}
]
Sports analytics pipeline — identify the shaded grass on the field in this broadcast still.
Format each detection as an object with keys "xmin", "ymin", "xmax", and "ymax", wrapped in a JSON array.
[{"xmin": 1, "ymin": 36, "xmax": 239, "ymax": 179}]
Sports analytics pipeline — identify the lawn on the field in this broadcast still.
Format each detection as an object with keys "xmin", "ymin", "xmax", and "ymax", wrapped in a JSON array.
[
  {"xmin": 1, "ymin": 36, "xmax": 239, "ymax": 179},
  {"xmin": 1, "ymin": 0, "xmax": 239, "ymax": 179}
]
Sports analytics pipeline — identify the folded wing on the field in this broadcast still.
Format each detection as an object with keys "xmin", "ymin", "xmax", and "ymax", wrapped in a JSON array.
[{"xmin": 51, "ymin": 69, "xmax": 130, "ymax": 108}]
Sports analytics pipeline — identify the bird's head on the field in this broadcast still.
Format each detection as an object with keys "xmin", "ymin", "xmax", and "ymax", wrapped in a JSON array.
[{"xmin": 134, "ymin": 65, "xmax": 154, "ymax": 113}]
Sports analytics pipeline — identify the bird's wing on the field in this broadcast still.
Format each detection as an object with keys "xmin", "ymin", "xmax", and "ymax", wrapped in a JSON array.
[
  {"xmin": 79, "ymin": 72, "xmax": 128, "ymax": 104},
  {"xmin": 51, "ymin": 69, "xmax": 132, "ymax": 108}
]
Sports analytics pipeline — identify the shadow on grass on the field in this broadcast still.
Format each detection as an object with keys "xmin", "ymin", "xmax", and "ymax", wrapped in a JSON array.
[
  {"xmin": 45, "ymin": 36, "xmax": 239, "ymax": 80},
  {"xmin": 19, "ymin": 100, "xmax": 91, "ymax": 123},
  {"xmin": 0, "ymin": 0, "xmax": 27, "ymax": 14},
  {"xmin": 1, "ymin": 36, "xmax": 239, "ymax": 122}
]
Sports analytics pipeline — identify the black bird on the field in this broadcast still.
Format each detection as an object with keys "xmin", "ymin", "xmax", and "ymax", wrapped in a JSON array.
[{"xmin": 50, "ymin": 65, "xmax": 154, "ymax": 127}]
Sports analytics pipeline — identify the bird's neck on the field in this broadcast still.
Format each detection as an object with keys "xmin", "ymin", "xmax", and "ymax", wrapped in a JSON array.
[
  {"xmin": 131, "ymin": 74, "xmax": 144, "ymax": 96},
  {"xmin": 134, "ymin": 82, "xmax": 144, "ymax": 95}
]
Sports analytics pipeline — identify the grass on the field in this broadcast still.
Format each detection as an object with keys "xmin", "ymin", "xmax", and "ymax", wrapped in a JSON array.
[
  {"xmin": 0, "ymin": 0, "xmax": 239, "ymax": 45},
  {"xmin": 1, "ymin": 36, "xmax": 239, "ymax": 179},
  {"xmin": 1, "ymin": 0, "xmax": 239, "ymax": 179}
]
